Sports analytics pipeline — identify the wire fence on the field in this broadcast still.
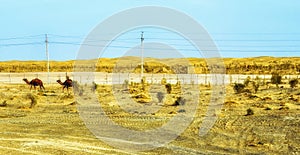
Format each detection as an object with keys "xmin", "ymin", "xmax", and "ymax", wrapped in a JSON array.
[{"xmin": 0, "ymin": 72, "xmax": 298, "ymax": 85}]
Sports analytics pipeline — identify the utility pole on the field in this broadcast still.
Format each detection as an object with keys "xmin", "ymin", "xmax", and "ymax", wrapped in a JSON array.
[
  {"xmin": 45, "ymin": 34, "xmax": 50, "ymax": 84},
  {"xmin": 141, "ymin": 31, "xmax": 144, "ymax": 78}
]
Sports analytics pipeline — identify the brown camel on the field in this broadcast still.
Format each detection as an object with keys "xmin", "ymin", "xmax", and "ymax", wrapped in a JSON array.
[
  {"xmin": 57, "ymin": 79, "xmax": 73, "ymax": 91},
  {"xmin": 23, "ymin": 78, "xmax": 45, "ymax": 90}
]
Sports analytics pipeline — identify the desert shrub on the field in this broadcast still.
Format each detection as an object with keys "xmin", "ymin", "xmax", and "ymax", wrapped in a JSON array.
[
  {"xmin": 161, "ymin": 78, "xmax": 167, "ymax": 85},
  {"xmin": 130, "ymin": 81, "xmax": 134, "ymax": 86},
  {"xmin": 72, "ymin": 81, "xmax": 79, "ymax": 91},
  {"xmin": 279, "ymin": 106, "xmax": 289, "ymax": 110},
  {"xmin": 191, "ymin": 80, "xmax": 195, "ymax": 86},
  {"xmin": 156, "ymin": 92, "xmax": 164, "ymax": 103},
  {"xmin": 252, "ymin": 81, "xmax": 260, "ymax": 93},
  {"xmin": 72, "ymin": 81, "xmax": 83, "ymax": 96},
  {"xmin": 177, "ymin": 109, "xmax": 186, "ymax": 113},
  {"xmin": 27, "ymin": 93, "xmax": 37, "ymax": 108},
  {"xmin": 92, "ymin": 81, "xmax": 97, "ymax": 91},
  {"xmin": 176, "ymin": 80, "xmax": 181, "ymax": 87},
  {"xmin": 255, "ymin": 75, "xmax": 260, "ymax": 81},
  {"xmin": 244, "ymin": 76, "xmax": 251, "ymax": 86},
  {"xmin": 265, "ymin": 107, "xmax": 272, "ymax": 110},
  {"xmin": 0, "ymin": 101, "xmax": 7, "ymax": 107},
  {"xmin": 271, "ymin": 73, "xmax": 282, "ymax": 87},
  {"xmin": 254, "ymin": 76, "xmax": 264, "ymax": 86},
  {"xmin": 175, "ymin": 97, "xmax": 186, "ymax": 105},
  {"xmin": 246, "ymin": 108, "xmax": 254, "ymax": 116},
  {"xmin": 289, "ymin": 78, "xmax": 298, "ymax": 89},
  {"xmin": 141, "ymin": 76, "xmax": 146, "ymax": 84},
  {"xmin": 165, "ymin": 83, "xmax": 172, "ymax": 94},
  {"xmin": 123, "ymin": 79, "xmax": 129, "ymax": 89},
  {"xmin": 233, "ymin": 83, "xmax": 245, "ymax": 94},
  {"xmin": 207, "ymin": 82, "xmax": 211, "ymax": 88}
]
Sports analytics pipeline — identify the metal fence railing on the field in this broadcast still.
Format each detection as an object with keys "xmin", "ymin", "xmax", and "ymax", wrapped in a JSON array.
[{"xmin": 0, "ymin": 72, "xmax": 298, "ymax": 85}]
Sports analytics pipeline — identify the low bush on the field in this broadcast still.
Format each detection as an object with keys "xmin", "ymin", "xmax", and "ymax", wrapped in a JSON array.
[
  {"xmin": 165, "ymin": 83, "xmax": 172, "ymax": 94},
  {"xmin": 289, "ymin": 78, "xmax": 298, "ymax": 89},
  {"xmin": 245, "ymin": 108, "xmax": 254, "ymax": 116},
  {"xmin": 271, "ymin": 73, "xmax": 282, "ymax": 88},
  {"xmin": 156, "ymin": 92, "xmax": 164, "ymax": 103},
  {"xmin": 233, "ymin": 83, "xmax": 245, "ymax": 94}
]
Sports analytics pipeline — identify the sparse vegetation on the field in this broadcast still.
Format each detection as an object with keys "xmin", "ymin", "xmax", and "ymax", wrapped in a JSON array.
[
  {"xmin": 252, "ymin": 81, "xmax": 260, "ymax": 93},
  {"xmin": 175, "ymin": 97, "xmax": 186, "ymax": 105},
  {"xmin": 161, "ymin": 77, "xmax": 167, "ymax": 85},
  {"xmin": 0, "ymin": 57, "xmax": 299, "ymax": 154},
  {"xmin": 265, "ymin": 107, "xmax": 272, "ymax": 110},
  {"xmin": 123, "ymin": 79, "xmax": 129, "ymax": 89},
  {"xmin": 0, "ymin": 101, "xmax": 7, "ymax": 107},
  {"xmin": 289, "ymin": 78, "xmax": 298, "ymax": 89},
  {"xmin": 91, "ymin": 81, "xmax": 98, "ymax": 91},
  {"xmin": 156, "ymin": 92, "xmax": 164, "ymax": 103},
  {"xmin": 245, "ymin": 108, "xmax": 254, "ymax": 116},
  {"xmin": 128, "ymin": 77, "xmax": 151, "ymax": 103},
  {"xmin": 27, "ymin": 93, "xmax": 37, "ymax": 108},
  {"xmin": 271, "ymin": 73, "xmax": 282, "ymax": 88},
  {"xmin": 233, "ymin": 83, "xmax": 245, "ymax": 94},
  {"xmin": 165, "ymin": 83, "xmax": 172, "ymax": 94},
  {"xmin": 244, "ymin": 76, "xmax": 251, "ymax": 86}
]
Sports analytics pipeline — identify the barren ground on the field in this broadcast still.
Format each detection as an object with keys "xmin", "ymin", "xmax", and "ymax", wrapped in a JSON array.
[{"xmin": 0, "ymin": 81, "xmax": 299, "ymax": 154}]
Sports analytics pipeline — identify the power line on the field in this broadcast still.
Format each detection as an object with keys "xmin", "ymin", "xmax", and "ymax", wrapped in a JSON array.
[
  {"xmin": 1, "ymin": 40, "xmax": 299, "ymax": 52},
  {"xmin": 0, "ymin": 42, "xmax": 44, "ymax": 47},
  {"xmin": 1, "ymin": 33, "xmax": 300, "ymax": 54},
  {"xmin": 0, "ymin": 34, "xmax": 44, "ymax": 41},
  {"xmin": 2, "ymin": 33, "xmax": 300, "ymax": 44}
]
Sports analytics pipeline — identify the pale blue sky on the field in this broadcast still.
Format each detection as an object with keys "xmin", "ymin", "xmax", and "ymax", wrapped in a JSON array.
[{"xmin": 0, "ymin": 0, "xmax": 300, "ymax": 60}]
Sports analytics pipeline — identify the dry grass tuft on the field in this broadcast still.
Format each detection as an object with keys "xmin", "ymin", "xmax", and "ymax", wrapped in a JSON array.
[{"xmin": 26, "ymin": 93, "xmax": 37, "ymax": 108}]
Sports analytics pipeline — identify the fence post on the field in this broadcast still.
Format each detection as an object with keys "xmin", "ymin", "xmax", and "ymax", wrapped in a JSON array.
[
  {"xmin": 205, "ymin": 73, "xmax": 207, "ymax": 85},
  {"xmin": 119, "ymin": 72, "xmax": 121, "ymax": 85},
  {"xmin": 105, "ymin": 73, "xmax": 108, "ymax": 85},
  {"xmin": 151, "ymin": 72, "xmax": 153, "ymax": 84},
  {"xmin": 9, "ymin": 73, "xmax": 11, "ymax": 83},
  {"xmin": 263, "ymin": 74, "xmax": 267, "ymax": 87}
]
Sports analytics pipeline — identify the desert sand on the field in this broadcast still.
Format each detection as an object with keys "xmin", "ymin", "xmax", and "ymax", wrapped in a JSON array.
[{"xmin": 0, "ymin": 57, "xmax": 299, "ymax": 154}]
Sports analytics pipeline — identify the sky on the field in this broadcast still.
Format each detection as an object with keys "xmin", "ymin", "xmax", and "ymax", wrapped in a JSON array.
[{"xmin": 0, "ymin": 0, "xmax": 300, "ymax": 61}]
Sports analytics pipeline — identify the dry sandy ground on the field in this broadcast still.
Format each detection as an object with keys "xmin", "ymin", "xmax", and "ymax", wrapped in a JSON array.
[
  {"xmin": 1, "ymin": 56, "xmax": 300, "ymax": 74},
  {"xmin": 0, "ymin": 82, "xmax": 299, "ymax": 154}
]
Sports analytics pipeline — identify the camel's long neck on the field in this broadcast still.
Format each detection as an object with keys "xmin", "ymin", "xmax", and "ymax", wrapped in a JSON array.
[
  {"xmin": 24, "ymin": 80, "xmax": 31, "ymax": 85},
  {"xmin": 57, "ymin": 80, "xmax": 64, "ymax": 85}
]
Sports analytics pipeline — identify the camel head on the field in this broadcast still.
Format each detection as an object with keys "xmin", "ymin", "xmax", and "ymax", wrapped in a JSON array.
[
  {"xmin": 57, "ymin": 80, "xmax": 63, "ymax": 85},
  {"xmin": 23, "ymin": 78, "xmax": 30, "ymax": 84}
]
